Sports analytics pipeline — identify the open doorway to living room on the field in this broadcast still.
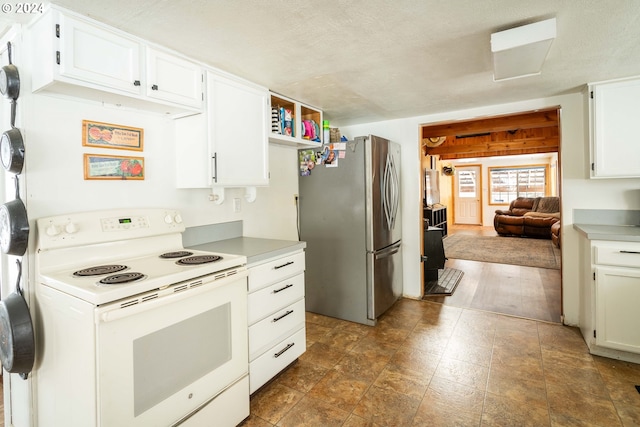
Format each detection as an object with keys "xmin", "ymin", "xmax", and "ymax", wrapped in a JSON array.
[{"xmin": 419, "ymin": 108, "xmax": 562, "ymax": 323}]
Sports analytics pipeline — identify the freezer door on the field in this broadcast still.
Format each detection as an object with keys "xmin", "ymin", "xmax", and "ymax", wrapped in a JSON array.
[
  {"xmin": 367, "ymin": 240, "xmax": 403, "ymax": 320},
  {"xmin": 367, "ymin": 136, "xmax": 402, "ymax": 251}
]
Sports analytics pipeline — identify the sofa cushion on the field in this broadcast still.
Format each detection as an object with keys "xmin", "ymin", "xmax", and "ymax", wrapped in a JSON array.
[
  {"xmin": 551, "ymin": 221, "xmax": 561, "ymax": 248},
  {"xmin": 535, "ymin": 196, "xmax": 560, "ymax": 214},
  {"xmin": 509, "ymin": 197, "xmax": 537, "ymax": 216},
  {"xmin": 496, "ymin": 215, "xmax": 525, "ymax": 226},
  {"xmin": 524, "ymin": 211, "xmax": 561, "ymax": 219}
]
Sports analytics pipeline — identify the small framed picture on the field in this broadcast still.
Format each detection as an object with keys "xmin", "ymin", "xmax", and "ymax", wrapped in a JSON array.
[
  {"xmin": 82, "ymin": 120, "xmax": 144, "ymax": 151},
  {"xmin": 84, "ymin": 154, "xmax": 144, "ymax": 180}
]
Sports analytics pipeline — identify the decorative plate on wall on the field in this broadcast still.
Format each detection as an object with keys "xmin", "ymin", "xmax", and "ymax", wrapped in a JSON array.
[{"xmin": 424, "ymin": 136, "xmax": 446, "ymax": 147}]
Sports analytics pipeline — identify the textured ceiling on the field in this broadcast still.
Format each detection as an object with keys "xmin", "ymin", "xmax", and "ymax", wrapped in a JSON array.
[{"xmin": 6, "ymin": 1, "xmax": 640, "ymax": 125}]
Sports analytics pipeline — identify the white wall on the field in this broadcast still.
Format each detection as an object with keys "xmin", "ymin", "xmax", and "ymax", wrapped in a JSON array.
[
  {"xmin": 338, "ymin": 92, "xmax": 640, "ymax": 327},
  {"xmin": 22, "ymin": 93, "xmax": 298, "ymax": 240}
]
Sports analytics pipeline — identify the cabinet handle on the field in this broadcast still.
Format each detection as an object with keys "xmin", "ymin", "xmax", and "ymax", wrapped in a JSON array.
[
  {"xmin": 151, "ymin": 84, "xmax": 158, "ymax": 90},
  {"xmin": 620, "ymin": 250, "xmax": 640, "ymax": 254},
  {"xmin": 133, "ymin": 80, "xmax": 141, "ymax": 86},
  {"xmin": 272, "ymin": 283, "xmax": 293, "ymax": 294},
  {"xmin": 274, "ymin": 343, "xmax": 295, "ymax": 358},
  {"xmin": 212, "ymin": 153, "xmax": 217, "ymax": 183},
  {"xmin": 273, "ymin": 310, "xmax": 294, "ymax": 322},
  {"xmin": 274, "ymin": 261, "xmax": 294, "ymax": 270}
]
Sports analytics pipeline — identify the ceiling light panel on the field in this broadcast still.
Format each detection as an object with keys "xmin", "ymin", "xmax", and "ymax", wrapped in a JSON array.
[{"xmin": 491, "ymin": 18, "xmax": 556, "ymax": 81}]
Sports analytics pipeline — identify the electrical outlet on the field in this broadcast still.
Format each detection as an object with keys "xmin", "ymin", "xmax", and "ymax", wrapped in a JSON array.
[{"xmin": 233, "ymin": 198, "xmax": 241, "ymax": 213}]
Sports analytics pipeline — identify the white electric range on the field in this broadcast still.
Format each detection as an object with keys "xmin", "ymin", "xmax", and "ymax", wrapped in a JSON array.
[{"xmin": 34, "ymin": 208, "xmax": 250, "ymax": 427}]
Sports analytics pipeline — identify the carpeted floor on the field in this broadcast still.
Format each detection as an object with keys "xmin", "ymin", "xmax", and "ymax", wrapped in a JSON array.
[{"xmin": 443, "ymin": 234, "xmax": 561, "ymax": 269}]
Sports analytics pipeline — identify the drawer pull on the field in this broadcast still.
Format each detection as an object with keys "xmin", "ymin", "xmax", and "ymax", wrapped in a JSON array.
[
  {"xmin": 273, "ymin": 310, "xmax": 294, "ymax": 322},
  {"xmin": 620, "ymin": 250, "xmax": 640, "ymax": 255},
  {"xmin": 272, "ymin": 283, "xmax": 293, "ymax": 294},
  {"xmin": 274, "ymin": 343, "xmax": 295, "ymax": 358},
  {"xmin": 274, "ymin": 261, "xmax": 294, "ymax": 270}
]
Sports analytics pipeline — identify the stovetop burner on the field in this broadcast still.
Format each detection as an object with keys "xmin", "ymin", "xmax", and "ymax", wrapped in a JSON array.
[
  {"xmin": 98, "ymin": 272, "xmax": 146, "ymax": 285},
  {"xmin": 74, "ymin": 265, "xmax": 128, "ymax": 277},
  {"xmin": 175, "ymin": 255, "xmax": 223, "ymax": 266},
  {"xmin": 159, "ymin": 251, "xmax": 193, "ymax": 259}
]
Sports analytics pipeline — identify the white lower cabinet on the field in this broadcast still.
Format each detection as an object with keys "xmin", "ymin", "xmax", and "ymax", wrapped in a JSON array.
[
  {"xmin": 581, "ymin": 239, "xmax": 640, "ymax": 361},
  {"xmin": 249, "ymin": 328, "xmax": 306, "ymax": 394},
  {"xmin": 594, "ymin": 268, "xmax": 640, "ymax": 353},
  {"xmin": 247, "ymin": 250, "xmax": 306, "ymax": 394}
]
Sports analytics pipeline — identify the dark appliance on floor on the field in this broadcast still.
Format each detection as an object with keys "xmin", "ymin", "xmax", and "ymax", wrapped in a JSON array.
[{"xmin": 423, "ymin": 222, "xmax": 446, "ymax": 282}]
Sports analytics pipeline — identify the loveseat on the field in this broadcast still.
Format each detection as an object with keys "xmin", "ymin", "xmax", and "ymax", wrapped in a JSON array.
[{"xmin": 494, "ymin": 197, "xmax": 560, "ymax": 242}]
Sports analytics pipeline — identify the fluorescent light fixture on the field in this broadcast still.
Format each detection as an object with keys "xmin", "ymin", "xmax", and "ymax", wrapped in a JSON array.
[{"xmin": 491, "ymin": 18, "xmax": 556, "ymax": 81}]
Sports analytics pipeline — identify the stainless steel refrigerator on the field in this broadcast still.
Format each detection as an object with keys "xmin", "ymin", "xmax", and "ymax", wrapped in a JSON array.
[{"xmin": 298, "ymin": 135, "xmax": 402, "ymax": 325}]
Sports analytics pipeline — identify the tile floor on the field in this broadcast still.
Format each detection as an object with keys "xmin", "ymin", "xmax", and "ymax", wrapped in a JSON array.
[{"xmin": 243, "ymin": 299, "xmax": 640, "ymax": 426}]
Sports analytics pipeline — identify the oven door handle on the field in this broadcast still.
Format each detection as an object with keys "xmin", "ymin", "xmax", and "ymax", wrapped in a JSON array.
[{"xmin": 96, "ymin": 274, "xmax": 247, "ymax": 323}]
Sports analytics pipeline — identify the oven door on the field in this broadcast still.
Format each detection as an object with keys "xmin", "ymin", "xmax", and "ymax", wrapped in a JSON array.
[{"xmin": 95, "ymin": 272, "xmax": 248, "ymax": 426}]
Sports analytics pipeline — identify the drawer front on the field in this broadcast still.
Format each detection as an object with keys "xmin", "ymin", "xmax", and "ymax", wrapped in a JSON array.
[
  {"xmin": 249, "ymin": 299, "xmax": 305, "ymax": 361},
  {"xmin": 594, "ymin": 241, "xmax": 640, "ymax": 268},
  {"xmin": 248, "ymin": 273, "xmax": 305, "ymax": 325},
  {"xmin": 249, "ymin": 251, "xmax": 305, "ymax": 292},
  {"xmin": 249, "ymin": 328, "xmax": 306, "ymax": 394}
]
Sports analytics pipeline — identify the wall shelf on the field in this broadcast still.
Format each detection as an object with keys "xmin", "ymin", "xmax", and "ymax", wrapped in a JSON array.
[
  {"xmin": 269, "ymin": 92, "xmax": 324, "ymax": 148},
  {"xmin": 424, "ymin": 205, "xmax": 447, "ymax": 237}
]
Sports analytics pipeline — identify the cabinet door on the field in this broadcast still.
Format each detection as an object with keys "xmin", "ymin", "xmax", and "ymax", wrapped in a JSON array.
[
  {"xmin": 208, "ymin": 71, "xmax": 269, "ymax": 186},
  {"xmin": 595, "ymin": 266, "xmax": 640, "ymax": 353},
  {"xmin": 175, "ymin": 113, "xmax": 210, "ymax": 188},
  {"xmin": 590, "ymin": 78, "xmax": 640, "ymax": 178},
  {"xmin": 58, "ymin": 13, "xmax": 142, "ymax": 94},
  {"xmin": 146, "ymin": 48, "xmax": 203, "ymax": 109}
]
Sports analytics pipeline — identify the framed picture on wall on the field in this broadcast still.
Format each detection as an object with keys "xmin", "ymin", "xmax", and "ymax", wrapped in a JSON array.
[
  {"xmin": 84, "ymin": 154, "xmax": 145, "ymax": 180},
  {"xmin": 82, "ymin": 120, "xmax": 144, "ymax": 151}
]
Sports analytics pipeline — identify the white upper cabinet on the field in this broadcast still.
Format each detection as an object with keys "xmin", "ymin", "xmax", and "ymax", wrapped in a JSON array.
[
  {"xmin": 29, "ymin": 7, "xmax": 202, "ymax": 115},
  {"xmin": 175, "ymin": 71, "xmax": 269, "ymax": 189},
  {"xmin": 58, "ymin": 13, "xmax": 142, "ymax": 94},
  {"xmin": 146, "ymin": 48, "xmax": 203, "ymax": 109},
  {"xmin": 589, "ymin": 77, "xmax": 640, "ymax": 178},
  {"xmin": 208, "ymin": 71, "xmax": 269, "ymax": 187}
]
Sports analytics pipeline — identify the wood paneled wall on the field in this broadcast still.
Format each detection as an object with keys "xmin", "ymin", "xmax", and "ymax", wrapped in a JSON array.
[{"xmin": 421, "ymin": 108, "xmax": 560, "ymax": 159}]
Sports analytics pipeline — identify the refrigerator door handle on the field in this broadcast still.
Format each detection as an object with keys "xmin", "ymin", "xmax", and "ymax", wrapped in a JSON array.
[
  {"xmin": 374, "ymin": 241, "xmax": 402, "ymax": 259},
  {"xmin": 389, "ymin": 154, "xmax": 399, "ymax": 229},
  {"xmin": 383, "ymin": 151, "xmax": 400, "ymax": 230},
  {"xmin": 382, "ymin": 153, "xmax": 394, "ymax": 230}
]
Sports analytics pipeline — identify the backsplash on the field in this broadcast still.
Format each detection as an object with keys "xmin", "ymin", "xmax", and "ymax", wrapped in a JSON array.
[
  {"xmin": 182, "ymin": 220, "xmax": 243, "ymax": 247},
  {"xmin": 573, "ymin": 209, "xmax": 640, "ymax": 226}
]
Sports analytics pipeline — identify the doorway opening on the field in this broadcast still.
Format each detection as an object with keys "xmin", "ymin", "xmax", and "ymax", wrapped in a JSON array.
[{"xmin": 419, "ymin": 107, "xmax": 562, "ymax": 323}]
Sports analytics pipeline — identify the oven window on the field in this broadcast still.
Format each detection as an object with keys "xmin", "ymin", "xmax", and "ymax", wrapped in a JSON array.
[{"xmin": 133, "ymin": 303, "xmax": 231, "ymax": 416}]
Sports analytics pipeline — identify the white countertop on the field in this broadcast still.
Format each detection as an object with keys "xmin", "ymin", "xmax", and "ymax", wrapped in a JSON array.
[
  {"xmin": 573, "ymin": 224, "xmax": 640, "ymax": 242},
  {"xmin": 187, "ymin": 237, "xmax": 306, "ymax": 265}
]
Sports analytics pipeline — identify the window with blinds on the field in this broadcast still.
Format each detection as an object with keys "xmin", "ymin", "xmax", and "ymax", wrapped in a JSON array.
[{"xmin": 489, "ymin": 165, "xmax": 547, "ymax": 204}]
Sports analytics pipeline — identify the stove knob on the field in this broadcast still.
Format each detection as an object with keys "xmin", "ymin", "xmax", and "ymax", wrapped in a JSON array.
[
  {"xmin": 65, "ymin": 222, "xmax": 78, "ymax": 234},
  {"xmin": 174, "ymin": 214, "xmax": 183, "ymax": 224},
  {"xmin": 46, "ymin": 224, "xmax": 60, "ymax": 237},
  {"xmin": 164, "ymin": 214, "xmax": 173, "ymax": 224}
]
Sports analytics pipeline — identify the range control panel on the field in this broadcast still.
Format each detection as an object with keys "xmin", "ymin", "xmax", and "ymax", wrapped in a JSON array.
[
  {"xmin": 100, "ymin": 215, "xmax": 150, "ymax": 232},
  {"xmin": 36, "ymin": 209, "xmax": 185, "ymax": 250}
]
